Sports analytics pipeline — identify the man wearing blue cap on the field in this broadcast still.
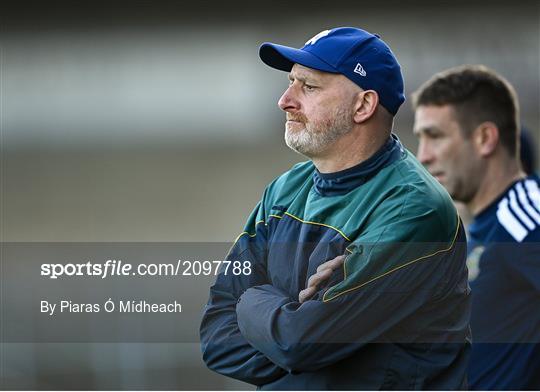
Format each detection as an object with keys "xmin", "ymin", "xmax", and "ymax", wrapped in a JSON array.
[{"xmin": 200, "ymin": 27, "xmax": 471, "ymax": 389}]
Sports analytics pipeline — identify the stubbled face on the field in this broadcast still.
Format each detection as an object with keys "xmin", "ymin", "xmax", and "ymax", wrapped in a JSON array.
[
  {"xmin": 413, "ymin": 104, "xmax": 483, "ymax": 203},
  {"xmin": 278, "ymin": 64, "xmax": 357, "ymax": 157}
]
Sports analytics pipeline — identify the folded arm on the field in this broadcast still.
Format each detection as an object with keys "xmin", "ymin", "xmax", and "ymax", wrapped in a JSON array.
[
  {"xmin": 236, "ymin": 201, "xmax": 466, "ymax": 372},
  {"xmin": 200, "ymin": 201, "xmax": 287, "ymax": 385}
]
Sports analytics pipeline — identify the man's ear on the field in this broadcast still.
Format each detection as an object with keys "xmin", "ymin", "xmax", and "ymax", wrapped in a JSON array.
[
  {"xmin": 473, "ymin": 121, "xmax": 499, "ymax": 157},
  {"xmin": 353, "ymin": 90, "xmax": 379, "ymax": 124}
]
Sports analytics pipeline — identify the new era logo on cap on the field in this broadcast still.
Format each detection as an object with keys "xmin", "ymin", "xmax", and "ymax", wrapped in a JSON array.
[
  {"xmin": 354, "ymin": 63, "xmax": 367, "ymax": 77},
  {"xmin": 259, "ymin": 27, "xmax": 405, "ymax": 115}
]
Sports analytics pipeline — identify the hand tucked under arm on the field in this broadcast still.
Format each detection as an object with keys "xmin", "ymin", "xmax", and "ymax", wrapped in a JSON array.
[{"xmin": 298, "ymin": 255, "xmax": 345, "ymax": 303}]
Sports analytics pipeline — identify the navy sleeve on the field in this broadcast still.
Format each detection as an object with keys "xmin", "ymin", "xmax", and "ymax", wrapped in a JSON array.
[
  {"xmin": 199, "ymin": 202, "xmax": 287, "ymax": 385},
  {"xmin": 236, "ymin": 208, "xmax": 469, "ymax": 373}
]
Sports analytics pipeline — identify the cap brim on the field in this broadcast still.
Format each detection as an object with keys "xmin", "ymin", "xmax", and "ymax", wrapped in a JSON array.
[{"xmin": 259, "ymin": 43, "xmax": 337, "ymax": 73}]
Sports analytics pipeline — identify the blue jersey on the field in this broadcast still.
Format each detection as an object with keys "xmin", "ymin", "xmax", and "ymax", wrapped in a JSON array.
[{"xmin": 467, "ymin": 174, "xmax": 540, "ymax": 390}]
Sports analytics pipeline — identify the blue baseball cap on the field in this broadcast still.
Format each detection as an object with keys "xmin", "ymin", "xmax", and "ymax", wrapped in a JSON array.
[{"xmin": 259, "ymin": 27, "xmax": 405, "ymax": 115}]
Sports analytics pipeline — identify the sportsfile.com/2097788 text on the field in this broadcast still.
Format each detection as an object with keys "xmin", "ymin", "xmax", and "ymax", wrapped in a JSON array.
[{"xmin": 40, "ymin": 259, "xmax": 252, "ymax": 279}]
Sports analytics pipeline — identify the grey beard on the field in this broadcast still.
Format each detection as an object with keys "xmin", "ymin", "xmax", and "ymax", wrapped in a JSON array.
[{"xmin": 284, "ymin": 109, "xmax": 353, "ymax": 157}]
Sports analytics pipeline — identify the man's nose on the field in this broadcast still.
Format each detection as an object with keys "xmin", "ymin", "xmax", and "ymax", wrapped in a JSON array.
[
  {"xmin": 278, "ymin": 85, "xmax": 300, "ymax": 112},
  {"xmin": 416, "ymin": 140, "xmax": 434, "ymax": 165}
]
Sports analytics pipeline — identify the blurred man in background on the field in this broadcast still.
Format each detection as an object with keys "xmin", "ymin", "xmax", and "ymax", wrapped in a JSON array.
[
  {"xmin": 412, "ymin": 65, "xmax": 540, "ymax": 390},
  {"xmin": 200, "ymin": 27, "xmax": 470, "ymax": 389}
]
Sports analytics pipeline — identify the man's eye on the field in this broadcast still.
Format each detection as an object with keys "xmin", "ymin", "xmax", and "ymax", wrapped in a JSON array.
[
  {"xmin": 288, "ymin": 79, "xmax": 294, "ymax": 86},
  {"xmin": 304, "ymin": 84, "xmax": 316, "ymax": 91},
  {"xmin": 421, "ymin": 130, "xmax": 443, "ymax": 140}
]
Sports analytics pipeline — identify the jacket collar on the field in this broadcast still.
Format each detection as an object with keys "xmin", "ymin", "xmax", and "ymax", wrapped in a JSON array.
[{"xmin": 313, "ymin": 134, "xmax": 404, "ymax": 197}]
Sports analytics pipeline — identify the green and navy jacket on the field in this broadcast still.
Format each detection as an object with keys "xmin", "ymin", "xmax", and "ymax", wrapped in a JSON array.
[{"xmin": 200, "ymin": 135, "xmax": 471, "ymax": 390}]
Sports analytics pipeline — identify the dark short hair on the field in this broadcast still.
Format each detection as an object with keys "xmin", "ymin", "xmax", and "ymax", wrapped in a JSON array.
[{"xmin": 411, "ymin": 65, "xmax": 520, "ymax": 157}]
